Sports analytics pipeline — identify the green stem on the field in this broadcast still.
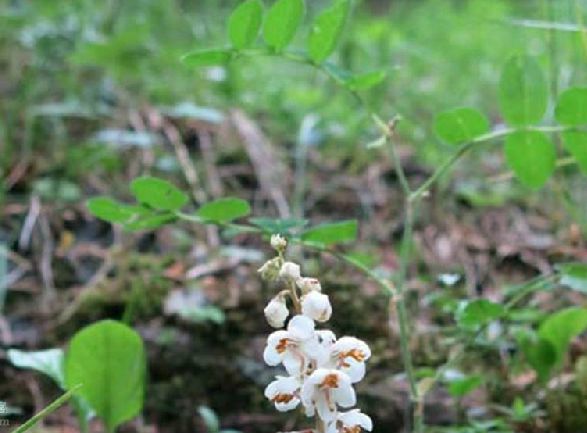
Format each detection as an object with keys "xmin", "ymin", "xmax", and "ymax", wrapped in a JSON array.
[{"xmin": 11, "ymin": 385, "xmax": 82, "ymax": 433}]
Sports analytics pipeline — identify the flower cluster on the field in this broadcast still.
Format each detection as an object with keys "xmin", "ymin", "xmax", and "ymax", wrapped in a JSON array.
[{"xmin": 259, "ymin": 235, "xmax": 372, "ymax": 433}]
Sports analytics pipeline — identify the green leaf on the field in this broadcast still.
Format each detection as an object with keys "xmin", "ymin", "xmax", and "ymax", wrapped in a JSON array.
[
  {"xmin": 130, "ymin": 176, "xmax": 188, "ymax": 211},
  {"xmin": 434, "ymin": 107, "xmax": 490, "ymax": 145},
  {"xmin": 555, "ymin": 87, "xmax": 587, "ymax": 174},
  {"xmin": 504, "ymin": 131, "xmax": 555, "ymax": 188},
  {"xmin": 345, "ymin": 70, "xmax": 387, "ymax": 91},
  {"xmin": 249, "ymin": 217, "xmax": 308, "ymax": 234},
  {"xmin": 124, "ymin": 213, "xmax": 176, "ymax": 231},
  {"xmin": 228, "ymin": 0, "xmax": 263, "ymax": 49},
  {"xmin": 561, "ymin": 131, "xmax": 587, "ymax": 174},
  {"xmin": 65, "ymin": 320, "xmax": 146, "ymax": 433},
  {"xmin": 498, "ymin": 55, "xmax": 548, "ymax": 126},
  {"xmin": 181, "ymin": 49, "xmax": 232, "ymax": 67},
  {"xmin": 520, "ymin": 335, "xmax": 557, "ymax": 382},
  {"xmin": 263, "ymin": 0, "xmax": 305, "ymax": 52},
  {"xmin": 307, "ymin": 0, "xmax": 350, "ymax": 63},
  {"xmin": 447, "ymin": 375, "xmax": 483, "ymax": 398},
  {"xmin": 538, "ymin": 307, "xmax": 587, "ymax": 365},
  {"xmin": 455, "ymin": 299, "xmax": 505, "ymax": 329},
  {"xmin": 87, "ymin": 197, "xmax": 140, "ymax": 224},
  {"xmin": 8, "ymin": 349, "xmax": 65, "ymax": 387},
  {"xmin": 555, "ymin": 87, "xmax": 587, "ymax": 126},
  {"xmin": 557, "ymin": 263, "xmax": 587, "ymax": 293},
  {"xmin": 195, "ymin": 198, "xmax": 251, "ymax": 223},
  {"xmin": 301, "ymin": 220, "xmax": 358, "ymax": 246}
]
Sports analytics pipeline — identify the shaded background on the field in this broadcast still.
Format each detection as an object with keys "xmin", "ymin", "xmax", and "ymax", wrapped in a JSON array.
[{"xmin": 1, "ymin": 0, "xmax": 587, "ymax": 432}]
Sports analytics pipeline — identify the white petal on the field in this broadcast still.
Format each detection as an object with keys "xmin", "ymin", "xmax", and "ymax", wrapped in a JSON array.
[
  {"xmin": 315, "ymin": 393, "xmax": 337, "ymax": 422},
  {"xmin": 280, "ymin": 262, "xmax": 301, "ymax": 280},
  {"xmin": 263, "ymin": 331, "xmax": 289, "ymax": 366},
  {"xmin": 333, "ymin": 337, "xmax": 371, "ymax": 360},
  {"xmin": 297, "ymin": 277, "xmax": 322, "ymax": 293},
  {"xmin": 276, "ymin": 398, "xmax": 300, "ymax": 412},
  {"xmin": 264, "ymin": 376, "xmax": 301, "ymax": 412},
  {"xmin": 331, "ymin": 372, "xmax": 356, "ymax": 408},
  {"xmin": 302, "ymin": 291, "xmax": 332, "ymax": 323},
  {"xmin": 283, "ymin": 350, "xmax": 305, "ymax": 376},
  {"xmin": 339, "ymin": 357, "xmax": 366, "ymax": 383},
  {"xmin": 325, "ymin": 420, "xmax": 338, "ymax": 433},
  {"xmin": 264, "ymin": 297, "xmax": 289, "ymax": 328},
  {"xmin": 339, "ymin": 410, "xmax": 373, "ymax": 431},
  {"xmin": 288, "ymin": 315, "xmax": 315, "ymax": 340}
]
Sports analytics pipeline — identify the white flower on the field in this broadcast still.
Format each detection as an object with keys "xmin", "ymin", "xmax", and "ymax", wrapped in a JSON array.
[
  {"xmin": 337, "ymin": 409, "xmax": 373, "ymax": 433},
  {"xmin": 302, "ymin": 291, "xmax": 332, "ymax": 322},
  {"xmin": 280, "ymin": 262, "xmax": 301, "ymax": 280},
  {"xmin": 328, "ymin": 337, "xmax": 371, "ymax": 383},
  {"xmin": 271, "ymin": 234, "xmax": 287, "ymax": 251},
  {"xmin": 301, "ymin": 369, "xmax": 356, "ymax": 422},
  {"xmin": 264, "ymin": 296, "xmax": 289, "ymax": 328},
  {"xmin": 264, "ymin": 315, "xmax": 315, "ymax": 376},
  {"xmin": 297, "ymin": 277, "xmax": 322, "ymax": 293},
  {"xmin": 264, "ymin": 376, "xmax": 301, "ymax": 412}
]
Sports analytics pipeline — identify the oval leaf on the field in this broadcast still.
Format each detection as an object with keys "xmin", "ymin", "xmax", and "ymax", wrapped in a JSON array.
[
  {"xmin": 504, "ymin": 130, "xmax": 555, "ymax": 188},
  {"xmin": 301, "ymin": 220, "xmax": 358, "ymax": 246},
  {"xmin": 538, "ymin": 307, "xmax": 587, "ymax": 365},
  {"xmin": 181, "ymin": 49, "xmax": 232, "ymax": 67},
  {"xmin": 308, "ymin": 0, "xmax": 350, "ymax": 63},
  {"xmin": 434, "ymin": 107, "xmax": 490, "ymax": 145},
  {"xmin": 456, "ymin": 299, "xmax": 505, "ymax": 329},
  {"xmin": 87, "ymin": 197, "xmax": 140, "ymax": 224},
  {"xmin": 228, "ymin": 0, "xmax": 263, "ymax": 49},
  {"xmin": 263, "ymin": 0, "xmax": 305, "ymax": 52},
  {"xmin": 196, "ymin": 197, "xmax": 251, "ymax": 223},
  {"xmin": 555, "ymin": 87, "xmax": 587, "ymax": 126},
  {"xmin": 345, "ymin": 70, "xmax": 386, "ymax": 91},
  {"xmin": 447, "ymin": 375, "xmax": 483, "ymax": 398},
  {"xmin": 498, "ymin": 56, "xmax": 548, "ymax": 126},
  {"xmin": 65, "ymin": 320, "xmax": 145, "ymax": 433},
  {"xmin": 130, "ymin": 176, "xmax": 188, "ymax": 211},
  {"xmin": 561, "ymin": 131, "xmax": 587, "ymax": 174}
]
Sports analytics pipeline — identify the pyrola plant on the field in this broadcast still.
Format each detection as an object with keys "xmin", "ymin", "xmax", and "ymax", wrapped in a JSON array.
[{"xmin": 260, "ymin": 235, "xmax": 373, "ymax": 433}]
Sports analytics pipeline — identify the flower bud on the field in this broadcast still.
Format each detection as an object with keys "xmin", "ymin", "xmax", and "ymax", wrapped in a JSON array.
[
  {"xmin": 264, "ymin": 296, "xmax": 289, "ymax": 328},
  {"xmin": 301, "ymin": 291, "xmax": 332, "ymax": 322},
  {"xmin": 270, "ymin": 234, "xmax": 287, "ymax": 252},
  {"xmin": 258, "ymin": 257, "xmax": 282, "ymax": 281},
  {"xmin": 279, "ymin": 262, "xmax": 301, "ymax": 280},
  {"xmin": 296, "ymin": 277, "xmax": 322, "ymax": 294}
]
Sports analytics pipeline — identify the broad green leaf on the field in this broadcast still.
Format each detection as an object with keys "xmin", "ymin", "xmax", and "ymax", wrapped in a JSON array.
[
  {"xmin": 557, "ymin": 263, "xmax": 587, "ymax": 293},
  {"xmin": 124, "ymin": 213, "xmax": 176, "ymax": 231},
  {"xmin": 65, "ymin": 320, "xmax": 146, "ymax": 433},
  {"xmin": 228, "ymin": 0, "xmax": 263, "ymax": 49},
  {"xmin": 345, "ymin": 70, "xmax": 387, "ymax": 91},
  {"xmin": 555, "ymin": 87, "xmax": 587, "ymax": 126},
  {"xmin": 504, "ymin": 131, "xmax": 555, "ymax": 188},
  {"xmin": 130, "ymin": 176, "xmax": 188, "ymax": 211},
  {"xmin": 263, "ymin": 0, "xmax": 305, "ymax": 52},
  {"xmin": 447, "ymin": 375, "xmax": 483, "ymax": 398},
  {"xmin": 181, "ymin": 49, "xmax": 232, "ymax": 67},
  {"xmin": 301, "ymin": 220, "xmax": 358, "ymax": 246},
  {"xmin": 307, "ymin": 0, "xmax": 350, "ymax": 63},
  {"xmin": 498, "ymin": 56, "xmax": 548, "ymax": 126},
  {"xmin": 538, "ymin": 307, "xmax": 587, "ymax": 364},
  {"xmin": 520, "ymin": 334, "xmax": 557, "ymax": 381},
  {"xmin": 195, "ymin": 198, "xmax": 251, "ymax": 223},
  {"xmin": 434, "ymin": 107, "xmax": 490, "ymax": 145},
  {"xmin": 561, "ymin": 131, "xmax": 587, "ymax": 174},
  {"xmin": 87, "ymin": 197, "xmax": 140, "ymax": 224},
  {"xmin": 455, "ymin": 299, "xmax": 504, "ymax": 329},
  {"xmin": 8, "ymin": 349, "xmax": 65, "ymax": 387},
  {"xmin": 249, "ymin": 217, "xmax": 308, "ymax": 234}
]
